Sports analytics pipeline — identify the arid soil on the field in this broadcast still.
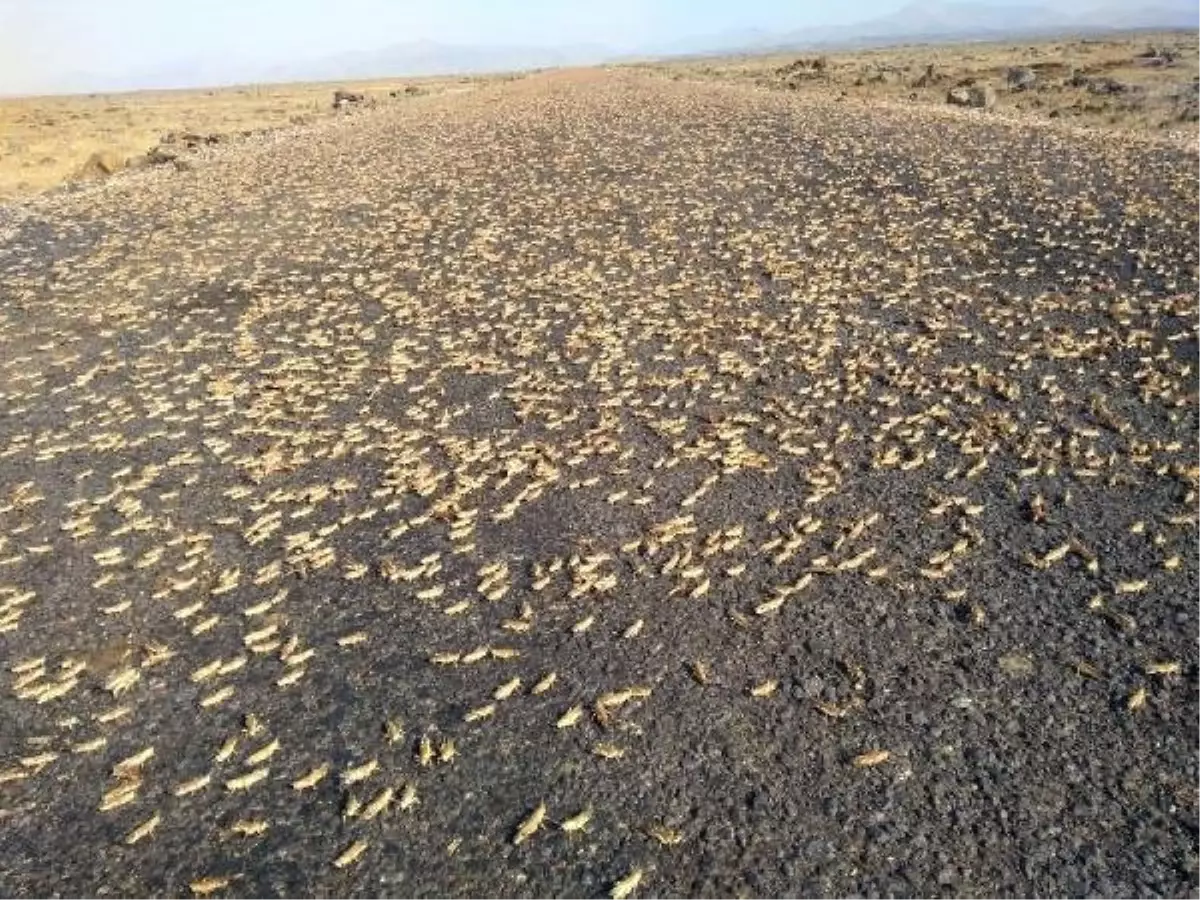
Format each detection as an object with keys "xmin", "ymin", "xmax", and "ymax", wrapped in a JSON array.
[
  {"xmin": 2, "ymin": 30, "xmax": 1194, "ymax": 203},
  {"xmin": 0, "ymin": 68, "xmax": 1197, "ymax": 898},
  {"xmin": 646, "ymin": 29, "xmax": 1198, "ymax": 143},
  {"xmin": 0, "ymin": 73, "xmax": 498, "ymax": 201}
]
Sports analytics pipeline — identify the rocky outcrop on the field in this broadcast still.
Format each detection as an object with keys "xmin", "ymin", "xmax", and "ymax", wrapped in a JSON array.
[{"xmin": 947, "ymin": 85, "xmax": 996, "ymax": 109}]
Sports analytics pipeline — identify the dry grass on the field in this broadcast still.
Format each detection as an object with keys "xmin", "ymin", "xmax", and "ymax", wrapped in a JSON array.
[
  {"xmin": 633, "ymin": 29, "xmax": 1199, "ymax": 142},
  {"xmin": 0, "ymin": 73, "xmax": 506, "ymax": 202}
]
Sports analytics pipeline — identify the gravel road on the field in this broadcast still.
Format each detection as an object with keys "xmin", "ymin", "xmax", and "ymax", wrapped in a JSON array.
[{"xmin": 0, "ymin": 70, "xmax": 1196, "ymax": 898}]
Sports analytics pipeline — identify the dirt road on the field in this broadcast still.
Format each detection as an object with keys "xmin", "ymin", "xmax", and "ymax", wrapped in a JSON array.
[{"xmin": 0, "ymin": 70, "xmax": 1196, "ymax": 897}]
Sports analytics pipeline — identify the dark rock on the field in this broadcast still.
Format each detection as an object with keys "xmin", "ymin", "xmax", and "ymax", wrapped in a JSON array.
[
  {"xmin": 1087, "ymin": 77, "xmax": 1127, "ymax": 96},
  {"xmin": 333, "ymin": 89, "xmax": 367, "ymax": 110},
  {"xmin": 162, "ymin": 131, "xmax": 215, "ymax": 147},
  {"xmin": 947, "ymin": 85, "xmax": 996, "ymax": 109},
  {"xmin": 777, "ymin": 57, "xmax": 829, "ymax": 78},
  {"xmin": 1135, "ymin": 45, "xmax": 1175, "ymax": 64},
  {"xmin": 144, "ymin": 146, "xmax": 179, "ymax": 166},
  {"xmin": 1006, "ymin": 66, "xmax": 1037, "ymax": 91},
  {"xmin": 152, "ymin": 132, "xmax": 224, "ymax": 159}
]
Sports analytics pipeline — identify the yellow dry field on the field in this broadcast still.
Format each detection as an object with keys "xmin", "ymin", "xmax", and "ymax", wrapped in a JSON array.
[{"xmin": 0, "ymin": 74, "xmax": 501, "ymax": 201}]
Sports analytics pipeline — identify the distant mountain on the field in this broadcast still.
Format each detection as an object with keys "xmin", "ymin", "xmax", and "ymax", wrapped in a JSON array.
[
  {"xmin": 12, "ymin": 42, "xmax": 614, "ymax": 96},
  {"xmin": 659, "ymin": 0, "xmax": 1198, "ymax": 57},
  {"xmin": 827, "ymin": 0, "xmax": 1196, "ymax": 42},
  {"xmin": 100, "ymin": 1, "xmax": 1200, "ymax": 91},
  {"xmin": 259, "ymin": 41, "xmax": 613, "ymax": 85}
]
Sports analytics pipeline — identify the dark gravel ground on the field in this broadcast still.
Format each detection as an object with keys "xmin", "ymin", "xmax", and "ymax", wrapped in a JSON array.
[{"xmin": 0, "ymin": 70, "xmax": 1196, "ymax": 898}]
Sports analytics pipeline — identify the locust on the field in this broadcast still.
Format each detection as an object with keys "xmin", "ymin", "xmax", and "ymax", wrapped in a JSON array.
[
  {"xmin": 561, "ymin": 808, "xmax": 593, "ymax": 833},
  {"xmin": 465, "ymin": 703, "xmax": 496, "ymax": 723},
  {"xmin": 174, "ymin": 773, "xmax": 212, "ymax": 796},
  {"xmin": 853, "ymin": 749, "xmax": 891, "ymax": 768},
  {"xmin": 189, "ymin": 876, "xmax": 233, "ymax": 896},
  {"xmin": 333, "ymin": 839, "xmax": 369, "ymax": 868},
  {"xmin": 293, "ymin": 763, "xmax": 329, "ymax": 791},
  {"xmin": 398, "ymin": 783, "xmax": 419, "ymax": 811},
  {"xmin": 417, "ymin": 735, "xmax": 435, "ymax": 766},
  {"xmin": 341, "ymin": 759, "xmax": 378, "ymax": 785},
  {"xmin": 513, "ymin": 802, "xmax": 547, "ymax": 845},
  {"xmin": 610, "ymin": 868, "xmax": 644, "ymax": 900},
  {"xmin": 247, "ymin": 739, "xmax": 280, "ymax": 765},
  {"xmin": 225, "ymin": 767, "xmax": 269, "ymax": 792},
  {"xmin": 361, "ymin": 786, "xmax": 394, "ymax": 820},
  {"xmin": 557, "ymin": 705, "xmax": 584, "ymax": 729},
  {"xmin": 647, "ymin": 824, "xmax": 684, "ymax": 846},
  {"xmin": 749, "ymin": 680, "xmax": 778, "ymax": 698},
  {"xmin": 230, "ymin": 820, "xmax": 269, "ymax": 837},
  {"xmin": 494, "ymin": 677, "xmax": 522, "ymax": 700},
  {"xmin": 1145, "ymin": 661, "xmax": 1181, "ymax": 676}
]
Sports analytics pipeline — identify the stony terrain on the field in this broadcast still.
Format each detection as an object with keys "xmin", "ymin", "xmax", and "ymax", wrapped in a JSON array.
[
  {"xmin": 0, "ymin": 69, "xmax": 1197, "ymax": 898},
  {"xmin": 4, "ymin": 31, "xmax": 1196, "ymax": 204},
  {"xmin": 649, "ymin": 29, "xmax": 1198, "ymax": 141}
]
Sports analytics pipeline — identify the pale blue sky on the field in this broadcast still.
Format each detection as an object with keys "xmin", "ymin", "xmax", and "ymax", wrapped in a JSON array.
[{"xmin": 0, "ymin": 0, "xmax": 1166, "ymax": 94}]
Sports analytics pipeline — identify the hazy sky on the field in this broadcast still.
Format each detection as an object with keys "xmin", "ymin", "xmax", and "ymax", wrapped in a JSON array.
[{"xmin": 0, "ymin": 0, "xmax": 1160, "ymax": 94}]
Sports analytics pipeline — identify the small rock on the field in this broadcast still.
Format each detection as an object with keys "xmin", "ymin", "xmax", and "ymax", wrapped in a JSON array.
[
  {"xmin": 1135, "ymin": 45, "xmax": 1174, "ymax": 64},
  {"xmin": 947, "ymin": 85, "xmax": 995, "ymax": 109},
  {"xmin": 186, "ymin": 132, "xmax": 223, "ymax": 148},
  {"xmin": 777, "ymin": 57, "xmax": 828, "ymax": 78},
  {"xmin": 796, "ymin": 675, "xmax": 823, "ymax": 699},
  {"xmin": 1005, "ymin": 66, "xmax": 1036, "ymax": 91},
  {"xmin": 143, "ymin": 146, "xmax": 179, "ymax": 166},
  {"xmin": 333, "ymin": 89, "xmax": 367, "ymax": 110},
  {"xmin": 1086, "ymin": 77, "xmax": 1127, "ymax": 96}
]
